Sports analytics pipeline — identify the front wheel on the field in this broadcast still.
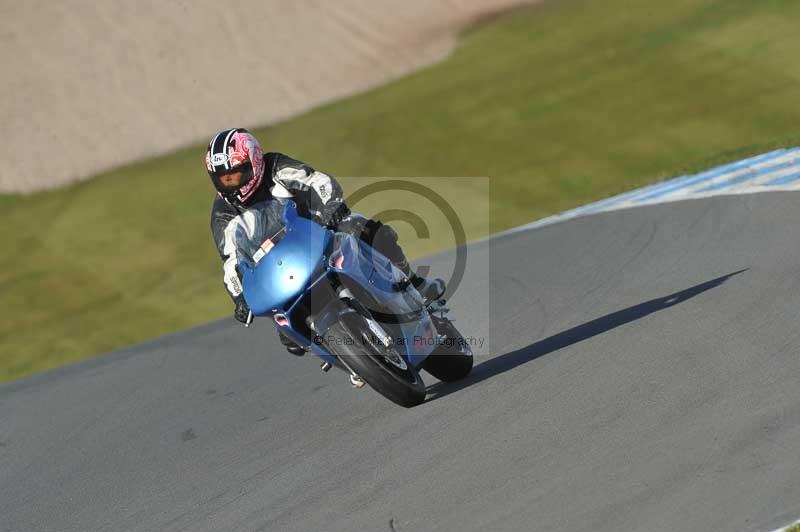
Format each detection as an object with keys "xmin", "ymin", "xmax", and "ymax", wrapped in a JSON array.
[{"xmin": 325, "ymin": 315, "xmax": 426, "ymax": 408}]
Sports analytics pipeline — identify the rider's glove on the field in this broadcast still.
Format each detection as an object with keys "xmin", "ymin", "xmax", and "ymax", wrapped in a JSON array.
[
  {"xmin": 233, "ymin": 296, "xmax": 253, "ymax": 326},
  {"xmin": 318, "ymin": 200, "xmax": 350, "ymax": 229}
]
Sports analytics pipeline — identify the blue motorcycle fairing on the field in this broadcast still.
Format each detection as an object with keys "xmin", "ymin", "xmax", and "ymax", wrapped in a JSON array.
[
  {"xmin": 240, "ymin": 201, "xmax": 437, "ymax": 369},
  {"xmin": 330, "ymin": 231, "xmax": 396, "ymax": 297},
  {"xmin": 240, "ymin": 203, "xmax": 332, "ymax": 316},
  {"xmin": 327, "ymin": 233, "xmax": 437, "ymax": 369}
]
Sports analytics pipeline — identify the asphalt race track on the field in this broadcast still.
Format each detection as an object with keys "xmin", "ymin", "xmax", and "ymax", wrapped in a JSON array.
[{"xmin": 3, "ymin": 193, "xmax": 800, "ymax": 532}]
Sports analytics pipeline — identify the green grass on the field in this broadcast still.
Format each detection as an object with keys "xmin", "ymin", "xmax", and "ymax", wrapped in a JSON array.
[{"xmin": 3, "ymin": 0, "xmax": 800, "ymax": 382}]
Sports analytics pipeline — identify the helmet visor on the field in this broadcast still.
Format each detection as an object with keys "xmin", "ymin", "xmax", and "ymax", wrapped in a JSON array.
[{"xmin": 210, "ymin": 163, "xmax": 254, "ymax": 201}]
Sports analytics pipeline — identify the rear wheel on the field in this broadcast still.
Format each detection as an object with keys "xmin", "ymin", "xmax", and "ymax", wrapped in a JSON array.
[
  {"xmin": 422, "ymin": 317, "xmax": 474, "ymax": 382},
  {"xmin": 325, "ymin": 314, "xmax": 426, "ymax": 408}
]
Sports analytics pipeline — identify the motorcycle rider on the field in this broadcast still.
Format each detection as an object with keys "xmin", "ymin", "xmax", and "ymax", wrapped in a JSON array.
[{"xmin": 206, "ymin": 128, "xmax": 446, "ymax": 355}]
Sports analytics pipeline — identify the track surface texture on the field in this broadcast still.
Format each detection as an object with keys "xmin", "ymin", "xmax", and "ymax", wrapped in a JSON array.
[{"xmin": 3, "ymin": 193, "xmax": 800, "ymax": 532}]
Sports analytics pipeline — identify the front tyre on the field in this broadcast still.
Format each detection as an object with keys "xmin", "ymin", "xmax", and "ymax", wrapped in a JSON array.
[{"xmin": 325, "ymin": 315, "xmax": 426, "ymax": 408}]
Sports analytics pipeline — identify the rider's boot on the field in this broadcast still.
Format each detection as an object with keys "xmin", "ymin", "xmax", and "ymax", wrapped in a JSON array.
[
  {"xmin": 279, "ymin": 331, "xmax": 305, "ymax": 356},
  {"xmin": 410, "ymin": 275, "xmax": 447, "ymax": 305}
]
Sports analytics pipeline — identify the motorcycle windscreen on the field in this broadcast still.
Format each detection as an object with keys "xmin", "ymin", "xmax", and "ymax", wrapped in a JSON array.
[{"xmin": 241, "ymin": 214, "xmax": 331, "ymax": 315}]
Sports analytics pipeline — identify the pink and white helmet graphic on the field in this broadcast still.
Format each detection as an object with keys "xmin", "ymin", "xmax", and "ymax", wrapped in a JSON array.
[{"xmin": 205, "ymin": 128, "xmax": 265, "ymax": 204}]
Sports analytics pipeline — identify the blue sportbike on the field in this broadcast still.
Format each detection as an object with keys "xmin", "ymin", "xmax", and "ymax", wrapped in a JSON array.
[{"xmin": 239, "ymin": 202, "xmax": 473, "ymax": 407}]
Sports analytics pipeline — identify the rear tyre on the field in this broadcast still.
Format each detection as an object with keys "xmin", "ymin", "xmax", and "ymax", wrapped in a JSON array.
[
  {"xmin": 325, "ymin": 315, "xmax": 426, "ymax": 408},
  {"xmin": 422, "ymin": 318, "xmax": 474, "ymax": 382}
]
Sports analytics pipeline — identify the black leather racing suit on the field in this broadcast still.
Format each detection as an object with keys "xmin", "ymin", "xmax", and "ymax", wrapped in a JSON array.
[{"xmin": 210, "ymin": 152, "xmax": 411, "ymax": 308}]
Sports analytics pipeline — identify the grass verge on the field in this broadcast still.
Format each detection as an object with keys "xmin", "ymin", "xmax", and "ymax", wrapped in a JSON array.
[{"xmin": 3, "ymin": 0, "xmax": 800, "ymax": 382}]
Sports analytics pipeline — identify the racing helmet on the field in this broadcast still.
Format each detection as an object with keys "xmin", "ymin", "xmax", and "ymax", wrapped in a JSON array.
[{"xmin": 205, "ymin": 128, "xmax": 265, "ymax": 204}]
